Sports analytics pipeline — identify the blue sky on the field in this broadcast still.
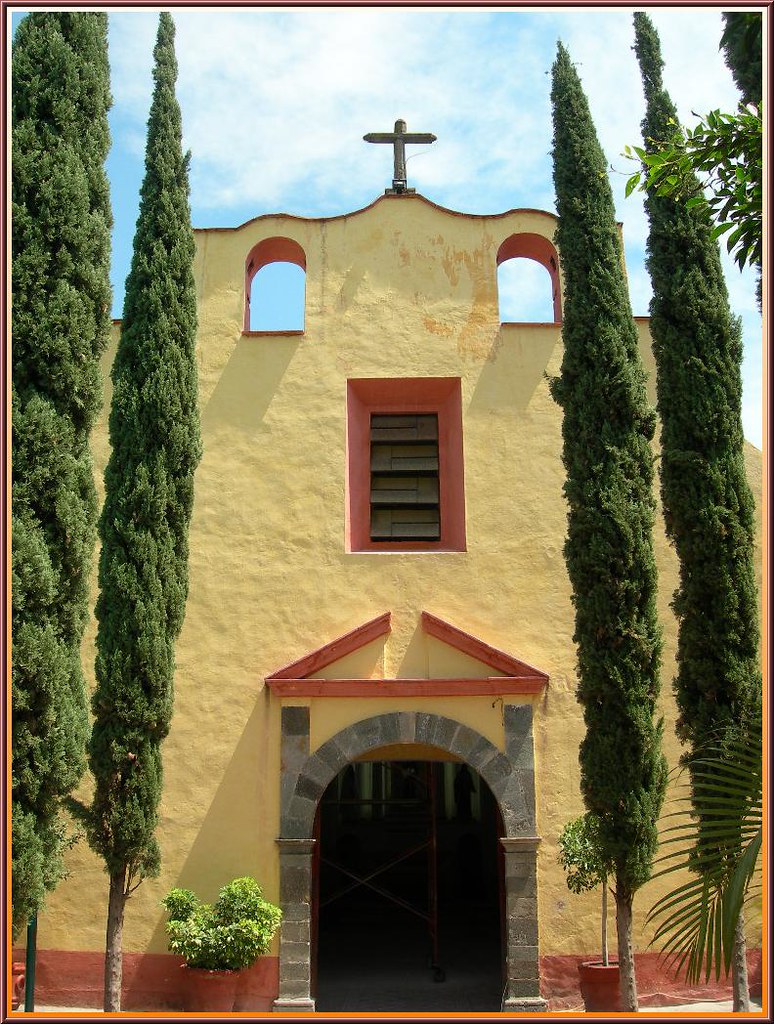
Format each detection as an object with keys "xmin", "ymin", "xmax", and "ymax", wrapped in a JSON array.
[{"xmin": 11, "ymin": 5, "xmax": 764, "ymax": 446}]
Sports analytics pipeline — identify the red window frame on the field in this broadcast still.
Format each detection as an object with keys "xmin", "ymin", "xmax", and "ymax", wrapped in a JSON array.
[{"xmin": 346, "ymin": 377, "xmax": 466, "ymax": 552}]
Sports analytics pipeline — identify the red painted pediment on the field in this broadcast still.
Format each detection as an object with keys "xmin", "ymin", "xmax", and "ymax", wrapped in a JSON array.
[{"xmin": 265, "ymin": 610, "xmax": 548, "ymax": 697}]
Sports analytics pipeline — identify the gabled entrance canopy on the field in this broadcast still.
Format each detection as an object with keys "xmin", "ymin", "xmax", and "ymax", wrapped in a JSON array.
[{"xmin": 265, "ymin": 610, "xmax": 548, "ymax": 697}]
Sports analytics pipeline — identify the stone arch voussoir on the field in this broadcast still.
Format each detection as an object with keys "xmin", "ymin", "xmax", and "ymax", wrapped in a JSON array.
[{"xmin": 284, "ymin": 711, "xmax": 531, "ymax": 839}]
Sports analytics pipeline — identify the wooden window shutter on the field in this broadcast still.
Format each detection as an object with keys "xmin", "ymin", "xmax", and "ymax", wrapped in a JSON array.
[{"xmin": 369, "ymin": 414, "xmax": 440, "ymax": 541}]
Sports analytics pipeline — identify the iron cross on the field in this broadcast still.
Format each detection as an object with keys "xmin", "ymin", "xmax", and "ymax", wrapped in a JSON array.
[{"xmin": 363, "ymin": 119, "xmax": 437, "ymax": 194}]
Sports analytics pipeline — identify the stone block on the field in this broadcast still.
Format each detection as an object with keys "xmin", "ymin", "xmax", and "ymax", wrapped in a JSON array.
[
  {"xmin": 353, "ymin": 718, "xmax": 385, "ymax": 751},
  {"xmin": 414, "ymin": 712, "xmax": 434, "ymax": 744},
  {"xmin": 316, "ymin": 739, "xmax": 347, "ymax": 774},
  {"xmin": 507, "ymin": 895, "xmax": 538, "ymax": 921},
  {"xmin": 501, "ymin": 806, "xmax": 532, "ymax": 835},
  {"xmin": 277, "ymin": 976, "xmax": 311, "ymax": 999},
  {"xmin": 507, "ymin": 917, "xmax": 539, "ymax": 947},
  {"xmin": 506, "ymin": 981, "xmax": 542, "ymax": 999},
  {"xmin": 282, "ymin": 706, "xmax": 310, "ymax": 738},
  {"xmin": 281, "ymin": 957, "xmax": 310, "ymax": 983},
  {"xmin": 481, "ymin": 752, "xmax": 513, "ymax": 795},
  {"xmin": 296, "ymin": 773, "xmax": 325, "ymax": 803},
  {"xmin": 507, "ymin": 943, "xmax": 539, "ymax": 963},
  {"xmin": 433, "ymin": 715, "xmax": 459, "ymax": 751},
  {"xmin": 280, "ymin": 919, "xmax": 310, "ymax": 944},
  {"xmin": 281, "ymin": 733, "xmax": 308, "ymax": 771},
  {"xmin": 304, "ymin": 753, "xmax": 334, "ymax": 788},
  {"xmin": 279, "ymin": 901, "xmax": 310, "ymax": 923},
  {"xmin": 505, "ymin": 856, "xmax": 537, "ymax": 880},
  {"xmin": 520, "ymin": 770, "xmax": 536, "ymax": 824},
  {"xmin": 505, "ymin": 872, "xmax": 537, "ymax": 899},
  {"xmin": 281, "ymin": 865, "xmax": 311, "ymax": 904},
  {"xmin": 504, "ymin": 705, "xmax": 534, "ymax": 767},
  {"xmin": 468, "ymin": 733, "xmax": 494, "ymax": 767},
  {"xmin": 376, "ymin": 713, "xmax": 401, "ymax": 745},
  {"xmin": 280, "ymin": 778, "xmax": 299, "ymax": 823},
  {"xmin": 274, "ymin": 997, "xmax": 315, "ymax": 1013},
  {"xmin": 397, "ymin": 711, "xmax": 417, "ymax": 743},
  {"xmin": 336, "ymin": 723, "xmax": 369, "ymax": 758},
  {"xmin": 505, "ymin": 985, "xmax": 542, "ymax": 1004},
  {"xmin": 282, "ymin": 940, "xmax": 310, "ymax": 965},
  {"xmin": 449, "ymin": 724, "xmax": 479, "ymax": 759},
  {"xmin": 505, "ymin": 860, "xmax": 536, "ymax": 884},
  {"xmin": 283, "ymin": 796, "xmax": 317, "ymax": 837}
]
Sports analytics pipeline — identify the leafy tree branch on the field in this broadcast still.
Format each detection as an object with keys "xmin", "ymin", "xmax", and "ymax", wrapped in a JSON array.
[{"xmin": 623, "ymin": 103, "xmax": 762, "ymax": 279}]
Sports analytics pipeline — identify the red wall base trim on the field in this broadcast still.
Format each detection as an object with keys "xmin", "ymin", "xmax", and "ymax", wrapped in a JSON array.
[
  {"xmin": 14, "ymin": 947, "xmax": 761, "ymax": 1011},
  {"xmin": 11, "ymin": 948, "xmax": 279, "ymax": 1011},
  {"xmin": 541, "ymin": 951, "xmax": 762, "ymax": 1011}
]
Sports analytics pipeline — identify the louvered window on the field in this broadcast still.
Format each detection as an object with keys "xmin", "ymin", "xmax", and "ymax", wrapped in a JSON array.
[
  {"xmin": 346, "ymin": 377, "xmax": 465, "ymax": 552},
  {"xmin": 370, "ymin": 414, "xmax": 440, "ymax": 541}
]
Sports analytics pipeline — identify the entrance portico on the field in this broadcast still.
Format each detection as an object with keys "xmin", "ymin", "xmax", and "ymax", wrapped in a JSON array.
[{"xmin": 273, "ymin": 698, "xmax": 547, "ymax": 1012}]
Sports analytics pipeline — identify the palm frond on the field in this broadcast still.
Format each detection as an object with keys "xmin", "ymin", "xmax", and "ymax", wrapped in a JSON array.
[{"xmin": 646, "ymin": 724, "xmax": 762, "ymax": 984}]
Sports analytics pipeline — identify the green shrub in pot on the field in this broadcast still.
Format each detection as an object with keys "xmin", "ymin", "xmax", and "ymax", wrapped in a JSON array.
[
  {"xmin": 558, "ymin": 813, "xmax": 614, "ymax": 965},
  {"xmin": 162, "ymin": 876, "xmax": 282, "ymax": 971}
]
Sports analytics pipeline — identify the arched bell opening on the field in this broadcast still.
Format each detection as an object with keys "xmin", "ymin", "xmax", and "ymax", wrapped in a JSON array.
[
  {"xmin": 244, "ymin": 236, "xmax": 306, "ymax": 332},
  {"xmin": 496, "ymin": 232, "xmax": 562, "ymax": 323}
]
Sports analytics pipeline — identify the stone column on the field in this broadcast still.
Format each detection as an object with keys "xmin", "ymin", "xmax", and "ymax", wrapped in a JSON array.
[
  {"xmin": 279, "ymin": 706, "xmax": 310, "ymax": 835},
  {"xmin": 274, "ymin": 707, "xmax": 315, "ymax": 1011},
  {"xmin": 500, "ymin": 836, "xmax": 546, "ymax": 1012},
  {"xmin": 273, "ymin": 838, "xmax": 315, "ymax": 1012}
]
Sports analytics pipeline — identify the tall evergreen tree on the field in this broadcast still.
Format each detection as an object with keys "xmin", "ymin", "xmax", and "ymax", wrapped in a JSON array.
[
  {"xmin": 11, "ymin": 12, "xmax": 112, "ymax": 939},
  {"xmin": 633, "ymin": 13, "xmax": 761, "ymax": 1009},
  {"xmin": 549, "ymin": 41, "xmax": 667, "ymax": 1011},
  {"xmin": 720, "ymin": 12, "xmax": 762, "ymax": 107},
  {"xmin": 76, "ymin": 13, "xmax": 201, "ymax": 1011},
  {"xmin": 721, "ymin": 10, "xmax": 762, "ymax": 305}
]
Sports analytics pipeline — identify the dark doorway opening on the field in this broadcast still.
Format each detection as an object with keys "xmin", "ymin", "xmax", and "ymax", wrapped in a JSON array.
[{"xmin": 314, "ymin": 758, "xmax": 504, "ymax": 1012}]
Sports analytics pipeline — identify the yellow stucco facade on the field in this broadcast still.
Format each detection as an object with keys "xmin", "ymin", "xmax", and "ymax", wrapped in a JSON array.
[{"xmin": 36, "ymin": 192, "xmax": 762, "ymax": 1010}]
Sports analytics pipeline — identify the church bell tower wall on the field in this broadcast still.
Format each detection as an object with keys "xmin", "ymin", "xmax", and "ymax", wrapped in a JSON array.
[{"xmin": 27, "ymin": 192, "xmax": 762, "ymax": 1011}]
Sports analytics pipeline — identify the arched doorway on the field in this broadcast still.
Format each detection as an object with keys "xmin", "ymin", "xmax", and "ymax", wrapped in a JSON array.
[
  {"xmin": 313, "ymin": 755, "xmax": 504, "ymax": 1011},
  {"xmin": 274, "ymin": 708, "xmax": 546, "ymax": 1013}
]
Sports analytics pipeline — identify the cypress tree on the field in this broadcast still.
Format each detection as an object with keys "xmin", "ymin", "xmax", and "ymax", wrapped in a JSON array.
[
  {"xmin": 549, "ymin": 41, "xmax": 667, "ymax": 1010},
  {"xmin": 11, "ymin": 12, "xmax": 112, "ymax": 938},
  {"xmin": 720, "ymin": 10, "xmax": 762, "ymax": 306},
  {"xmin": 633, "ymin": 13, "xmax": 761, "ymax": 1008},
  {"xmin": 78, "ymin": 13, "xmax": 201, "ymax": 1010},
  {"xmin": 720, "ymin": 12, "xmax": 762, "ymax": 107}
]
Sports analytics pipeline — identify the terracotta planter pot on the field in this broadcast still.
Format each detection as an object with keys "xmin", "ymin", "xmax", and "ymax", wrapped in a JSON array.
[
  {"xmin": 181, "ymin": 965, "xmax": 239, "ymax": 1011},
  {"xmin": 12, "ymin": 962, "xmax": 25, "ymax": 1010},
  {"xmin": 578, "ymin": 961, "xmax": 622, "ymax": 1012}
]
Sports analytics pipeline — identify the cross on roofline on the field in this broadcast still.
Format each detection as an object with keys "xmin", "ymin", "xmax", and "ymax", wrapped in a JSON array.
[{"xmin": 363, "ymin": 119, "xmax": 437, "ymax": 195}]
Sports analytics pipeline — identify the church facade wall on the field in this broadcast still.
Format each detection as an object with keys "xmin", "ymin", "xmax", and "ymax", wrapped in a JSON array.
[{"xmin": 24, "ymin": 194, "xmax": 762, "ymax": 1010}]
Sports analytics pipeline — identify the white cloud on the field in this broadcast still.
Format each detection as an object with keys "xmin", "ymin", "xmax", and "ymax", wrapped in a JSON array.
[
  {"xmin": 109, "ymin": 12, "xmax": 157, "ymax": 117},
  {"xmin": 108, "ymin": 9, "xmax": 561, "ymax": 214}
]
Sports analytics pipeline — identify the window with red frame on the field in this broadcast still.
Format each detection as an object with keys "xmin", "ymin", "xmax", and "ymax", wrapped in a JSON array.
[{"xmin": 346, "ymin": 378, "xmax": 466, "ymax": 553}]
